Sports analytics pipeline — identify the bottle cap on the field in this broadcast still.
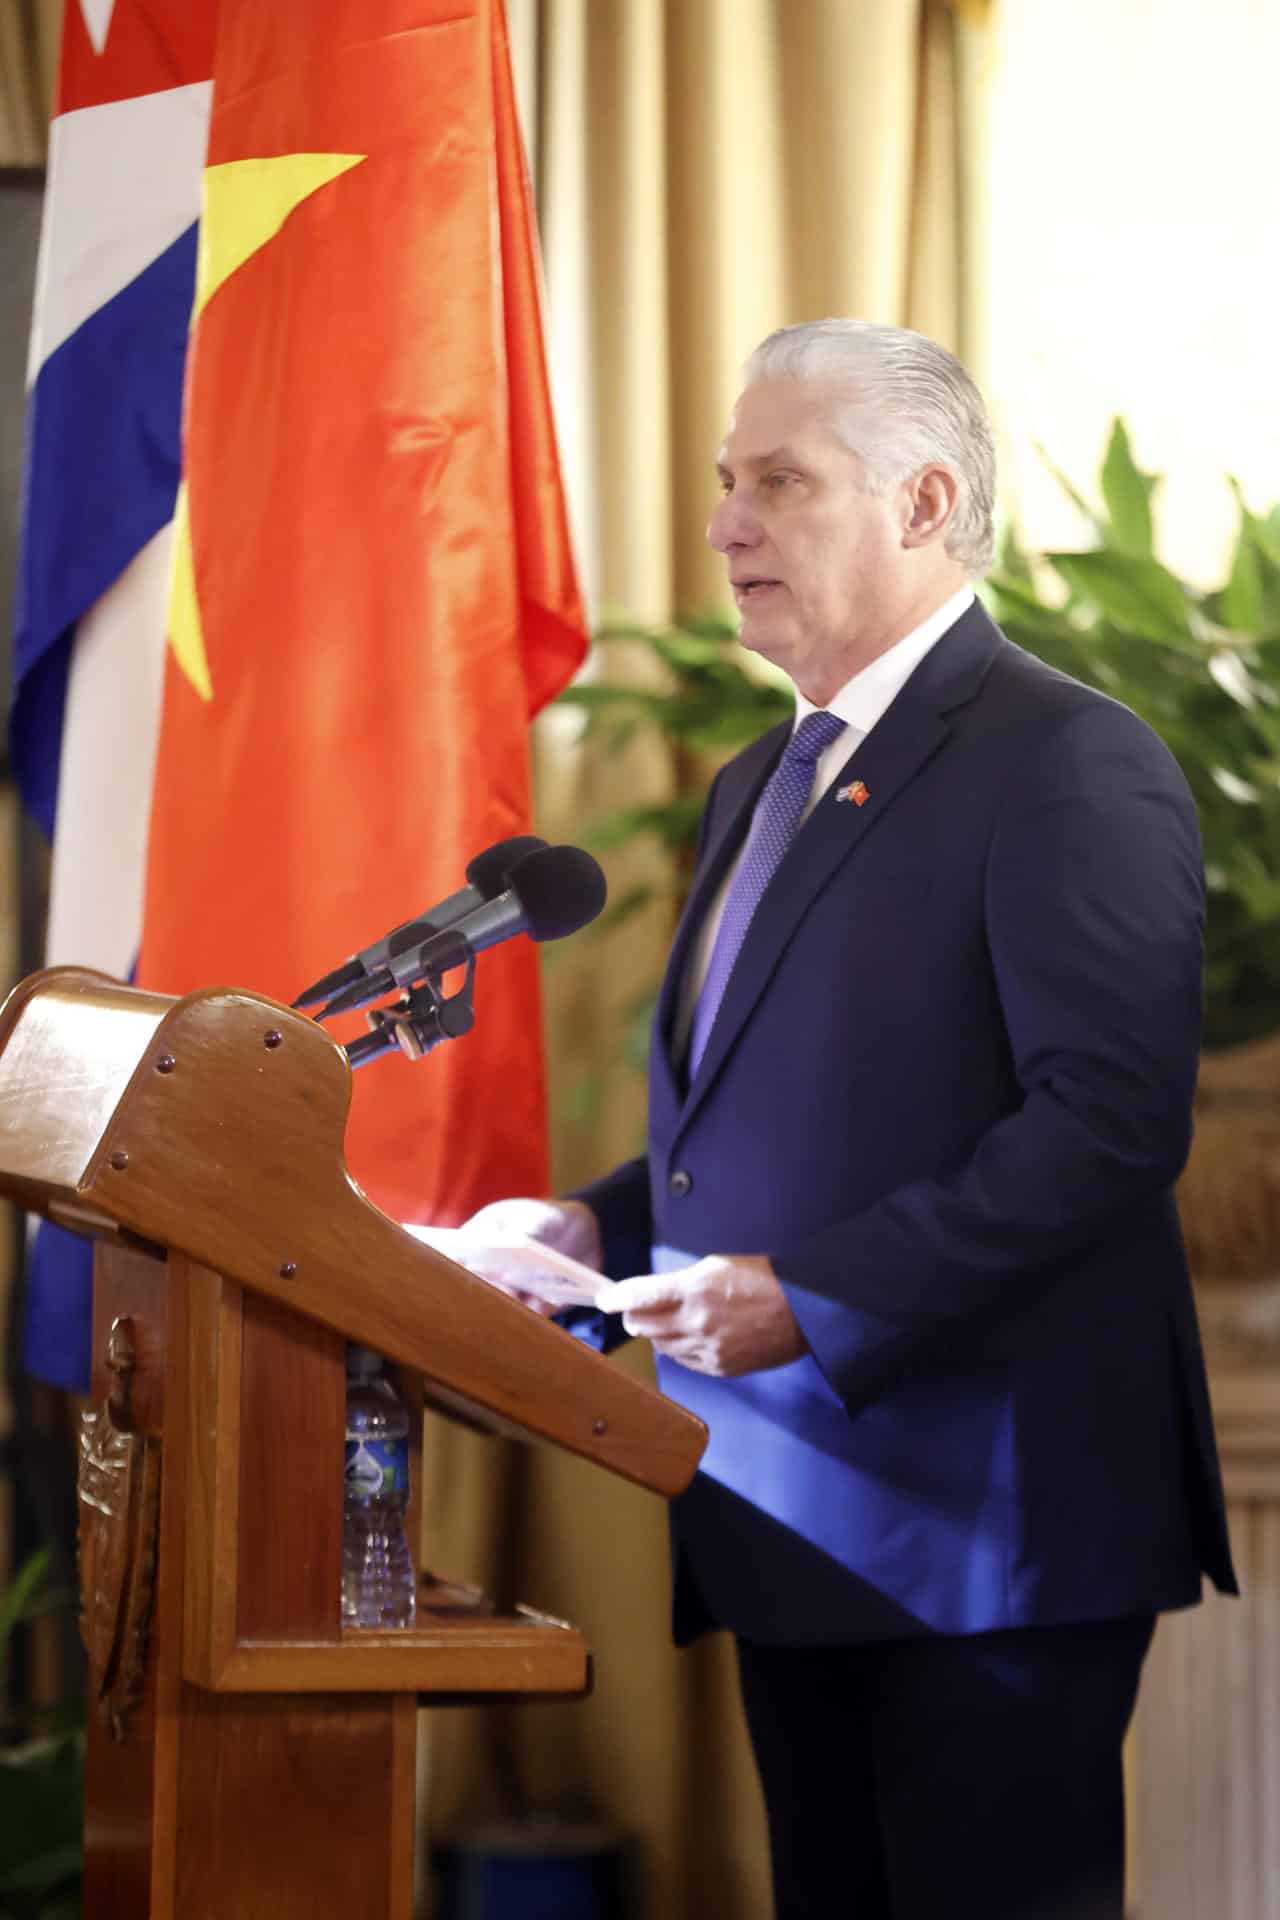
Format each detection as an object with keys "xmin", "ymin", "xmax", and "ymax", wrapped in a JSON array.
[{"xmin": 346, "ymin": 1343, "xmax": 383, "ymax": 1375}]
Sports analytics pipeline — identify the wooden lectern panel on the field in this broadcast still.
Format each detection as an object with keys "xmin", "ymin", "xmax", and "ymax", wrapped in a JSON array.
[
  {"xmin": 87, "ymin": 1245, "xmax": 419, "ymax": 1918},
  {"xmin": 0, "ymin": 968, "xmax": 709, "ymax": 1917},
  {"xmin": 172, "ymin": 1244, "xmax": 589, "ymax": 1695}
]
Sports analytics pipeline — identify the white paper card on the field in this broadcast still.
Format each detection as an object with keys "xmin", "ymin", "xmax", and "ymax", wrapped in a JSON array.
[{"xmin": 404, "ymin": 1223, "xmax": 612, "ymax": 1309}]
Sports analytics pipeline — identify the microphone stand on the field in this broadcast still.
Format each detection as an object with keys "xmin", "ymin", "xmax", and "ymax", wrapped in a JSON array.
[{"xmin": 344, "ymin": 956, "xmax": 476, "ymax": 1070}]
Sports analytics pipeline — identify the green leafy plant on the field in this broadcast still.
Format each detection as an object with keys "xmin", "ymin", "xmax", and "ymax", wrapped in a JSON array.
[
  {"xmin": 559, "ymin": 426, "xmax": 1280, "ymax": 1056},
  {"xmin": 0, "ymin": 1549, "xmax": 85, "ymax": 1920},
  {"xmin": 557, "ymin": 614, "xmax": 792, "ymax": 876},
  {"xmin": 985, "ymin": 422, "xmax": 1280, "ymax": 1049}
]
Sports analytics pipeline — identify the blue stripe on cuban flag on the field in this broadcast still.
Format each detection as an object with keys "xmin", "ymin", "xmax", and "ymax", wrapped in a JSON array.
[
  {"xmin": 13, "ymin": 224, "xmax": 197, "ymax": 839},
  {"xmin": 12, "ymin": 72, "xmax": 210, "ymax": 1389}
]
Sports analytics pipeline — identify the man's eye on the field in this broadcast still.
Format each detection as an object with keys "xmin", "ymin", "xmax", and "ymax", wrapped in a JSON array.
[{"xmin": 762, "ymin": 472, "xmax": 794, "ymax": 490}]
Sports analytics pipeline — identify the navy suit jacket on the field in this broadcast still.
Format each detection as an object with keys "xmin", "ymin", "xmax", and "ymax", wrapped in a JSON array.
[{"xmin": 576, "ymin": 600, "xmax": 1237, "ymax": 1647}]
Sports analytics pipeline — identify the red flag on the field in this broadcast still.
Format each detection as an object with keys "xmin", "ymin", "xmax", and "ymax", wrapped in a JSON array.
[{"xmin": 138, "ymin": 0, "xmax": 587, "ymax": 1224}]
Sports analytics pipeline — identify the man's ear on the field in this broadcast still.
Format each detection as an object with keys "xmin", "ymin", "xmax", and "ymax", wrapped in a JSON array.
[{"xmin": 901, "ymin": 466, "xmax": 959, "ymax": 548}]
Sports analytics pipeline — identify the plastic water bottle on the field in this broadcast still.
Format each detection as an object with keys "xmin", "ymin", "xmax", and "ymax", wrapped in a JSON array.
[{"xmin": 342, "ymin": 1346, "xmax": 416, "ymax": 1628}]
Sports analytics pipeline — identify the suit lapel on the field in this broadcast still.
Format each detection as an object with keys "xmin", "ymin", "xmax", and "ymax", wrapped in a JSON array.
[{"xmin": 673, "ymin": 601, "xmax": 1002, "ymax": 1131}]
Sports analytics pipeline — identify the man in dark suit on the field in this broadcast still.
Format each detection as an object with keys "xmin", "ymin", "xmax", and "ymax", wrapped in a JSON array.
[{"xmin": 465, "ymin": 319, "xmax": 1236, "ymax": 1919}]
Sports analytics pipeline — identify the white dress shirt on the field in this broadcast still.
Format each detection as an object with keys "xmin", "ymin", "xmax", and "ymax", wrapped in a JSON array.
[{"xmin": 672, "ymin": 585, "xmax": 975, "ymax": 1059}]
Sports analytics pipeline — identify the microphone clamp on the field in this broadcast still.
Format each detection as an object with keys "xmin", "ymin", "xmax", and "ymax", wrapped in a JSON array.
[{"xmin": 343, "ymin": 958, "xmax": 476, "ymax": 1070}]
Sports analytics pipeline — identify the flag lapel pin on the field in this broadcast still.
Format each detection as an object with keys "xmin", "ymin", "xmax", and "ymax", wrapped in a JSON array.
[{"xmin": 835, "ymin": 780, "xmax": 870, "ymax": 807}]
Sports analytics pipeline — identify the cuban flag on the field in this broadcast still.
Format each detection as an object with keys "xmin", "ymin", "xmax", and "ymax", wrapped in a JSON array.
[{"xmin": 12, "ymin": 2, "xmax": 216, "ymax": 1388}]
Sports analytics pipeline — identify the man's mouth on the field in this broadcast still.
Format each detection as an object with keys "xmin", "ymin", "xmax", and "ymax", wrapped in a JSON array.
[{"xmin": 732, "ymin": 576, "xmax": 782, "ymax": 600}]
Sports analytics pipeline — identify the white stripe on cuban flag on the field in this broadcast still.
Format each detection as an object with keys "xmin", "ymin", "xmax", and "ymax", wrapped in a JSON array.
[
  {"xmin": 45, "ymin": 526, "xmax": 176, "ymax": 977},
  {"xmin": 27, "ymin": 80, "xmax": 211, "ymax": 978},
  {"xmin": 29, "ymin": 81, "xmax": 212, "ymax": 384}
]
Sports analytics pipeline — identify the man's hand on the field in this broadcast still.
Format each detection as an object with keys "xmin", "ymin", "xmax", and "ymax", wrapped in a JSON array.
[
  {"xmin": 607, "ymin": 1255, "xmax": 807, "ymax": 1376},
  {"xmin": 457, "ymin": 1196, "xmax": 603, "ymax": 1317}
]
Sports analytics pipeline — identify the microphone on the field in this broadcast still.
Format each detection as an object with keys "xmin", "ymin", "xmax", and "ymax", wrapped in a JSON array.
[
  {"xmin": 345, "ymin": 1022, "xmax": 402, "ymax": 1070},
  {"xmin": 345, "ymin": 987, "xmax": 476, "ymax": 1070},
  {"xmin": 328, "ymin": 844, "xmax": 606, "ymax": 1013},
  {"xmin": 342, "ymin": 844, "xmax": 605, "ymax": 1069},
  {"xmin": 411, "ymin": 843, "xmax": 607, "ymax": 978},
  {"xmin": 293, "ymin": 834, "xmax": 546, "ymax": 1008}
]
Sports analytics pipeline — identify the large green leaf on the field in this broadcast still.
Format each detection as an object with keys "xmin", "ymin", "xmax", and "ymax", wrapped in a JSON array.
[
  {"xmin": 578, "ymin": 883, "xmax": 658, "ymax": 938},
  {"xmin": 682, "ymin": 704, "xmax": 791, "ymax": 748},
  {"xmin": 1224, "ymin": 842, "xmax": 1280, "ymax": 921},
  {"xmin": 581, "ymin": 798, "xmax": 704, "ymax": 854},
  {"xmin": 623, "ymin": 988, "xmax": 660, "ymax": 1071},
  {"xmin": 1099, "ymin": 418, "xmax": 1158, "ymax": 557},
  {"xmin": 994, "ymin": 518, "xmax": 1035, "ymax": 585},
  {"xmin": 556, "ymin": 683, "xmax": 671, "ymax": 717},
  {"xmin": 1045, "ymin": 550, "xmax": 1195, "ymax": 644},
  {"xmin": 981, "ymin": 572, "xmax": 1072, "ymax": 637},
  {"xmin": 0, "ymin": 1552, "xmax": 51, "ymax": 1648},
  {"xmin": 1208, "ymin": 486, "xmax": 1267, "ymax": 632},
  {"xmin": 0, "ymin": 1733, "xmax": 84, "ymax": 1904},
  {"xmin": 1227, "ymin": 481, "xmax": 1280, "ymax": 629},
  {"xmin": 1034, "ymin": 443, "xmax": 1105, "ymax": 538},
  {"xmin": 1218, "ymin": 537, "xmax": 1264, "ymax": 633},
  {"xmin": 646, "ymin": 628, "xmax": 746, "ymax": 673}
]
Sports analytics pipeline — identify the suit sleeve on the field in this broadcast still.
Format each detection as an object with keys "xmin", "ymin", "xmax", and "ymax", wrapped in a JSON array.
[
  {"xmin": 775, "ymin": 701, "xmax": 1205, "ymax": 1406},
  {"xmin": 573, "ymin": 1153, "xmax": 653, "ymax": 1280},
  {"xmin": 547, "ymin": 1154, "xmax": 650, "ymax": 1354}
]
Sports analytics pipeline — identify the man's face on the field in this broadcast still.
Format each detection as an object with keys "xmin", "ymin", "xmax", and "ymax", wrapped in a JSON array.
[{"xmin": 707, "ymin": 376, "xmax": 911, "ymax": 701}]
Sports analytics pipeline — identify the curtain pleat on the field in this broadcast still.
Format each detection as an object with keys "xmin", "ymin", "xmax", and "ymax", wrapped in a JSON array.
[{"xmin": 0, "ymin": 0, "xmax": 60, "ymax": 167}]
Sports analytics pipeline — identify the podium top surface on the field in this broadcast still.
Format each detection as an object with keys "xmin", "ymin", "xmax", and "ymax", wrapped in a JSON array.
[
  {"xmin": 0, "ymin": 968, "xmax": 707, "ymax": 1497},
  {"xmin": 0, "ymin": 971, "xmax": 171, "ymax": 1191}
]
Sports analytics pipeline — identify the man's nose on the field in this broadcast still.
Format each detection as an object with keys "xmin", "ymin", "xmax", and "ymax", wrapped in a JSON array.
[{"xmin": 707, "ymin": 492, "xmax": 759, "ymax": 553}]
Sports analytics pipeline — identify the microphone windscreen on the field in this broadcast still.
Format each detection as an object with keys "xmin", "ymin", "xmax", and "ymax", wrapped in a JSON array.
[
  {"xmin": 508, "ymin": 845, "xmax": 608, "ymax": 942},
  {"xmin": 464, "ymin": 834, "xmax": 547, "ymax": 898}
]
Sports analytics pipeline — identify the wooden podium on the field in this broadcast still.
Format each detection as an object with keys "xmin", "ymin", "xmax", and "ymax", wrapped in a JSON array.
[{"xmin": 0, "ymin": 967, "xmax": 707, "ymax": 1919}]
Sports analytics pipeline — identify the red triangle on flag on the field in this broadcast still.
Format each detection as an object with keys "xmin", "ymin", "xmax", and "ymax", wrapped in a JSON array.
[{"xmin": 58, "ymin": 0, "xmax": 216, "ymax": 115}]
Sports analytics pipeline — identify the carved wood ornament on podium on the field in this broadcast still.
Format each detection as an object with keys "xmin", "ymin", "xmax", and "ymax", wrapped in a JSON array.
[{"xmin": 76, "ymin": 1313, "xmax": 161, "ymax": 1744}]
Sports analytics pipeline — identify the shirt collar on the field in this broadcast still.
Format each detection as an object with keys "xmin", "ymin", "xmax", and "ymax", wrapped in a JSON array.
[{"xmin": 794, "ymin": 585, "xmax": 975, "ymax": 738}]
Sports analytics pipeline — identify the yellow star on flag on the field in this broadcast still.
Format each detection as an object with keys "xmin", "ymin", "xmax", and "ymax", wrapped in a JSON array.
[{"xmin": 167, "ymin": 152, "xmax": 366, "ymax": 701}]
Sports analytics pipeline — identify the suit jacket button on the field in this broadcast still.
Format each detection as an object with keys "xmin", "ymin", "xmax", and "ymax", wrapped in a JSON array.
[{"xmin": 668, "ymin": 1169, "xmax": 693, "ymax": 1197}]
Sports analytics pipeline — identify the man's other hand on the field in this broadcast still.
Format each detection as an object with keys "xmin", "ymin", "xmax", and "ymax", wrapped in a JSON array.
[
  {"xmin": 608, "ymin": 1255, "xmax": 808, "ymax": 1375},
  {"xmin": 457, "ymin": 1196, "xmax": 603, "ymax": 1317}
]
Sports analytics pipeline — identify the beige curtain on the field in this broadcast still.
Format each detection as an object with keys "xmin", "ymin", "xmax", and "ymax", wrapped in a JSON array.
[
  {"xmin": 420, "ymin": 4, "xmax": 991, "ymax": 1916},
  {"xmin": 0, "ymin": 0, "xmax": 60, "ymax": 166}
]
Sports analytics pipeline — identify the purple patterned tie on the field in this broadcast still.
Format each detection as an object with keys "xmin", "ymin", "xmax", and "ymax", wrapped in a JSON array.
[{"xmin": 688, "ymin": 708, "xmax": 847, "ymax": 1075}]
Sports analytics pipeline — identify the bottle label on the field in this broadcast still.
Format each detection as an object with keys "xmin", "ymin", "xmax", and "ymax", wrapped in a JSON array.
[{"xmin": 344, "ymin": 1436, "xmax": 410, "ymax": 1498}]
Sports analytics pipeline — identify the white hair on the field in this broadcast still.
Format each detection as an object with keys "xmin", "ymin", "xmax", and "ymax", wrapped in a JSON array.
[{"xmin": 743, "ymin": 319, "xmax": 997, "ymax": 576}]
